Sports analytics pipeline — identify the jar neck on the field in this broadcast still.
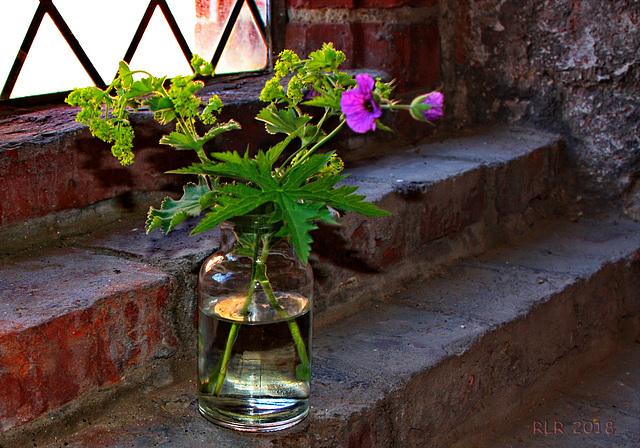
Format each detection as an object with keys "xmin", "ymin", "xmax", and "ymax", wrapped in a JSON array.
[
  {"xmin": 228, "ymin": 214, "xmax": 281, "ymax": 235},
  {"xmin": 219, "ymin": 214, "xmax": 283, "ymax": 253}
]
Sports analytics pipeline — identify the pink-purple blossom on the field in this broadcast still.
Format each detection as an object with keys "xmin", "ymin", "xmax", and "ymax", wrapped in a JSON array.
[
  {"xmin": 340, "ymin": 74, "xmax": 382, "ymax": 133},
  {"xmin": 410, "ymin": 91, "xmax": 444, "ymax": 122}
]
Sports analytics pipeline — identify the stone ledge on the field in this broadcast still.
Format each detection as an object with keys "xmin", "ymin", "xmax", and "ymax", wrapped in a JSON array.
[
  {"xmin": 0, "ymin": 70, "xmax": 393, "ymax": 230},
  {"xmin": 0, "ymin": 249, "xmax": 177, "ymax": 432},
  {"xmin": 0, "ymin": 126, "xmax": 566, "ymax": 434},
  {"xmin": 3, "ymin": 213, "xmax": 637, "ymax": 448}
]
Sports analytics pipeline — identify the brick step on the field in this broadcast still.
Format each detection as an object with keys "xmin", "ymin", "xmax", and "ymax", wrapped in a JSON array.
[
  {"xmin": 0, "ymin": 126, "xmax": 565, "ymax": 435},
  {"xmin": 3, "ymin": 213, "xmax": 638, "ymax": 448}
]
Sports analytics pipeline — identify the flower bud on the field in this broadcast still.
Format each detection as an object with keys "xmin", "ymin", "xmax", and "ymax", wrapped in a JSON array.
[{"xmin": 410, "ymin": 91, "xmax": 444, "ymax": 122}]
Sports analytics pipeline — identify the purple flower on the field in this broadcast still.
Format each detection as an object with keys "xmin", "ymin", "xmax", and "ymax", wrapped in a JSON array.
[
  {"xmin": 410, "ymin": 91, "xmax": 444, "ymax": 122},
  {"xmin": 304, "ymin": 87, "xmax": 321, "ymax": 100},
  {"xmin": 340, "ymin": 74, "xmax": 382, "ymax": 133}
]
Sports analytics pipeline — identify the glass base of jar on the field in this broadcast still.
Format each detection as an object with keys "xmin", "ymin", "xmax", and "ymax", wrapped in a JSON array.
[{"xmin": 198, "ymin": 396, "xmax": 309, "ymax": 432}]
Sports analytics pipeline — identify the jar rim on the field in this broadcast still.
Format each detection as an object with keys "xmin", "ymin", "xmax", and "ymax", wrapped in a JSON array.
[{"xmin": 227, "ymin": 214, "xmax": 281, "ymax": 233}]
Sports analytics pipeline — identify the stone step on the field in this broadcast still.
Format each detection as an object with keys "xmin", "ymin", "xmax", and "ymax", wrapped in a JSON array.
[
  {"xmin": 474, "ymin": 342, "xmax": 639, "ymax": 448},
  {"xmin": 2, "ymin": 213, "xmax": 637, "ymax": 448},
  {"xmin": 0, "ymin": 126, "xmax": 566, "ymax": 435}
]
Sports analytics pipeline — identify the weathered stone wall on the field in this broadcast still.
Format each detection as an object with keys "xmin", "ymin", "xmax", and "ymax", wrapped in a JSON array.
[{"xmin": 438, "ymin": 0, "xmax": 640, "ymax": 212}]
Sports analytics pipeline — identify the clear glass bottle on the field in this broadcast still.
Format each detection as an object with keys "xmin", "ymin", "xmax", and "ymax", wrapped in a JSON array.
[{"xmin": 197, "ymin": 215, "xmax": 313, "ymax": 432}]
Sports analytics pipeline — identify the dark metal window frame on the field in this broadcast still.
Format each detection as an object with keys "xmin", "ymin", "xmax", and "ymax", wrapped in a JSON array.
[{"xmin": 1, "ymin": 0, "xmax": 270, "ymax": 105}]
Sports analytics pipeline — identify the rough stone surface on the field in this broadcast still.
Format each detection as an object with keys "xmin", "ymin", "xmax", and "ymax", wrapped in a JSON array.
[
  {"xmin": 0, "ymin": 126, "xmax": 566, "ymax": 438},
  {"xmin": 438, "ymin": 0, "xmax": 640, "ymax": 206},
  {"xmin": 470, "ymin": 343, "xmax": 640, "ymax": 448},
  {"xmin": 0, "ymin": 249, "xmax": 176, "ymax": 432},
  {"xmin": 2, "ymin": 214, "xmax": 636, "ymax": 448},
  {"xmin": 310, "ymin": 126, "xmax": 563, "ymax": 323},
  {"xmin": 0, "ymin": 76, "xmax": 274, "ymax": 230}
]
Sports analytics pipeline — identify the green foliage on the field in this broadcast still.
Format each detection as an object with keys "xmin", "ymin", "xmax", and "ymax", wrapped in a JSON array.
[
  {"xmin": 66, "ymin": 55, "xmax": 237, "ymax": 164},
  {"xmin": 146, "ymin": 177, "xmax": 212, "ymax": 233},
  {"xmin": 66, "ymin": 44, "xmax": 393, "ymax": 265}
]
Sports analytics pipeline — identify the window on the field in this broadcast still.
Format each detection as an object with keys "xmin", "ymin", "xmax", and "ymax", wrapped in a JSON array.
[{"xmin": 0, "ymin": 0, "xmax": 270, "ymax": 101}]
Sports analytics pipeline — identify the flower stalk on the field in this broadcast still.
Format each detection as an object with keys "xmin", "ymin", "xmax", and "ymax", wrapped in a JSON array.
[
  {"xmin": 66, "ymin": 44, "xmax": 443, "ymax": 415},
  {"xmin": 208, "ymin": 228, "xmax": 311, "ymax": 396}
]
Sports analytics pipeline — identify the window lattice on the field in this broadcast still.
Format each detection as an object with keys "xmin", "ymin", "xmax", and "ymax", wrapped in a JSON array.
[{"xmin": 0, "ymin": 0, "xmax": 269, "ymax": 101}]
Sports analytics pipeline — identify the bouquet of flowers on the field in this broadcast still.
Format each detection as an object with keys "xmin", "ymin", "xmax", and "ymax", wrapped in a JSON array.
[{"xmin": 66, "ymin": 42, "xmax": 443, "ymax": 431}]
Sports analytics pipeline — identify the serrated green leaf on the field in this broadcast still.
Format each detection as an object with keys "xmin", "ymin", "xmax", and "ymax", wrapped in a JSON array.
[
  {"xmin": 298, "ymin": 182, "xmax": 391, "ymax": 217},
  {"xmin": 200, "ymin": 120, "xmax": 241, "ymax": 145},
  {"xmin": 146, "ymin": 180, "xmax": 211, "ymax": 233},
  {"xmin": 160, "ymin": 131, "xmax": 197, "ymax": 151},
  {"xmin": 301, "ymin": 95, "xmax": 339, "ymax": 109},
  {"xmin": 174, "ymin": 151, "xmax": 281, "ymax": 192},
  {"xmin": 273, "ymin": 194, "xmax": 325, "ymax": 263},
  {"xmin": 256, "ymin": 104, "xmax": 311, "ymax": 135},
  {"xmin": 191, "ymin": 191, "xmax": 276, "ymax": 235},
  {"xmin": 281, "ymin": 151, "xmax": 334, "ymax": 188},
  {"xmin": 123, "ymin": 78, "xmax": 155, "ymax": 99},
  {"xmin": 144, "ymin": 95, "xmax": 173, "ymax": 112}
]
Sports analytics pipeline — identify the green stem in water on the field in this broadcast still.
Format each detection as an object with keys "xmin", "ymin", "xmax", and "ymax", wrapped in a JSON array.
[
  {"xmin": 211, "ymin": 230, "xmax": 262, "ymax": 396},
  {"xmin": 259, "ymin": 276, "xmax": 310, "ymax": 369},
  {"xmin": 256, "ymin": 235, "xmax": 310, "ymax": 376},
  {"xmin": 209, "ymin": 229, "xmax": 311, "ymax": 395}
]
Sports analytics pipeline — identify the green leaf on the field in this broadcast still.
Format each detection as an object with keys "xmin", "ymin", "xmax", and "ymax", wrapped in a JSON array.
[
  {"xmin": 305, "ymin": 43, "xmax": 346, "ymax": 72},
  {"xmin": 160, "ymin": 131, "xmax": 197, "ymax": 151},
  {"xmin": 273, "ymin": 194, "xmax": 325, "ymax": 263},
  {"xmin": 374, "ymin": 118, "xmax": 394, "ymax": 133},
  {"xmin": 191, "ymin": 188, "xmax": 276, "ymax": 235},
  {"xmin": 281, "ymin": 151, "xmax": 334, "ymax": 188},
  {"xmin": 143, "ymin": 94, "xmax": 176, "ymax": 124},
  {"xmin": 301, "ymin": 95, "xmax": 339, "ymax": 109},
  {"xmin": 124, "ymin": 78, "xmax": 155, "ymax": 99},
  {"xmin": 174, "ymin": 150, "xmax": 281, "ymax": 192},
  {"xmin": 146, "ymin": 180, "xmax": 211, "ymax": 233},
  {"xmin": 256, "ymin": 104, "xmax": 311, "ymax": 135},
  {"xmin": 200, "ymin": 120, "xmax": 241, "ymax": 144},
  {"xmin": 304, "ymin": 183, "xmax": 391, "ymax": 217}
]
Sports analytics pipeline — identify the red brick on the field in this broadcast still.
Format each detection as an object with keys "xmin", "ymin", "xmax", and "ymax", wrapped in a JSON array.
[
  {"xmin": 0, "ymin": 111, "xmax": 199, "ymax": 229},
  {"xmin": 286, "ymin": 0, "xmax": 355, "ymax": 8},
  {"xmin": 285, "ymin": 23, "xmax": 358, "ymax": 66},
  {"xmin": 287, "ymin": 0, "xmax": 437, "ymax": 7},
  {"xmin": 358, "ymin": 0, "xmax": 438, "ymax": 7},
  {"xmin": 285, "ymin": 20, "xmax": 439, "ymax": 92},
  {"xmin": 0, "ymin": 249, "xmax": 177, "ymax": 432},
  {"xmin": 360, "ymin": 20, "xmax": 440, "ymax": 91}
]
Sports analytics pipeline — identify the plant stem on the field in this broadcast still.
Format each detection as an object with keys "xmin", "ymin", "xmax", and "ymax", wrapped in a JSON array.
[
  {"xmin": 256, "ymin": 235, "xmax": 310, "ymax": 368},
  {"xmin": 259, "ymin": 276, "xmax": 310, "ymax": 368},
  {"xmin": 303, "ymin": 119, "xmax": 345, "ymax": 160},
  {"xmin": 209, "ymin": 229, "xmax": 311, "ymax": 396},
  {"xmin": 212, "ymin": 230, "xmax": 261, "ymax": 396},
  {"xmin": 212, "ymin": 322, "xmax": 239, "ymax": 395}
]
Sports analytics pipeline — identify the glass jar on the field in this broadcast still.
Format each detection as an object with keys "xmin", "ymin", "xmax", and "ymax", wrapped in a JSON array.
[{"xmin": 197, "ymin": 215, "xmax": 314, "ymax": 432}]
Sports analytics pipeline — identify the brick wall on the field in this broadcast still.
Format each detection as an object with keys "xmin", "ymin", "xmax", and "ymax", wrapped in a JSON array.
[{"xmin": 283, "ymin": 0, "xmax": 441, "ymax": 92}]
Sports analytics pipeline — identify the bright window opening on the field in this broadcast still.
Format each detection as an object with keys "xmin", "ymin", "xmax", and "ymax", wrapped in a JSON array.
[{"xmin": 1, "ymin": 0, "xmax": 269, "ymax": 100}]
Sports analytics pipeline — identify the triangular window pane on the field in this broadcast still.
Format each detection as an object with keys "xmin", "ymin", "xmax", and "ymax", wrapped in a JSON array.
[
  {"xmin": 128, "ymin": 6, "xmax": 192, "ymax": 78},
  {"xmin": 11, "ymin": 13, "xmax": 94, "ymax": 98},
  {"xmin": 54, "ymin": 0, "xmax": 150, "ymax": 83},
  {"xmin": 166, "ymin": 0, "xmax": 198, "ymax": 56},
  {"xmin": 0, "ymin": 1, "xmax": 39, "ymax": 93},
  {"xmin": 216, "ymin": 2, "xmax": 268, "ymax": 74}
]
